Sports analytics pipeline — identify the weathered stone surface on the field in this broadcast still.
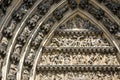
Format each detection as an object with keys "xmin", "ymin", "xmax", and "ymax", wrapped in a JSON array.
[{"xmin": 0, "ymin": 0, "xmax": 120, "ymax": 80}]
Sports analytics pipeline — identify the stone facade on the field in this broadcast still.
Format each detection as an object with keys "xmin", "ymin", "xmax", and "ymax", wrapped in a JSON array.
[{"xmin": 0, "ymin": 0, "xmax": 120, "ymax": 80}]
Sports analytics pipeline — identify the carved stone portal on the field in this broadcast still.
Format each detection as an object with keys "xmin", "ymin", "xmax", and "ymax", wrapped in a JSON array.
[{"xmin": 0, "ymin": 0, "xmax": 120, "ymax": 80}]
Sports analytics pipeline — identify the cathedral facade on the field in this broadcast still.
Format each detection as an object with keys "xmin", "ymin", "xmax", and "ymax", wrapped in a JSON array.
[{"xmin": 0, "ymin": 0, "xmax": 120, "ymax": 80}]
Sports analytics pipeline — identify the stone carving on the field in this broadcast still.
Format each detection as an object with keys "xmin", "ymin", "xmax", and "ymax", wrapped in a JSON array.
[
  {"xmin": 31, "ymin": 32, "xmax": 43, "ymax": 49},
  {"xmin": 17, "ymin": 27, "xmax": 31, "ymax": 45},
  {"xmin": 103, "ymin": 0, "xmax": 120, "ymax": 15},
  {"xmin": 59, "ymin": 15, "xmax": 101, "ymax": 33},
  {"xmin": 42, "ymin": 72, "xmax": 52, "ymax": 80},
  {"xmin": 22, "ymin": 16, "xmax": 56, "ymax": 79},
  {"xmin": 38, "ymin": 1, "xmax": 50, "ymax": 15},
  {"xmin": 0, "ymin": 0, "xmax": 12, "ymax": 14},
  {"xmin": 80, "ymin": 1, "xmax": 105, "ymax": 20},
  {"xmin": 22, "ymin": 69, "xmax": 29, "ymax": 80},
  {"xmin": 27, "ymin": 14, "xmax": 40, "ymax": 30},
  {"xmin": 53, "ymin": 5, "xmax": 68, "ymax": 20},
  {"xmin": 102, "ymin": 16, "xmax": 119, "ymax": 34},
  {"xmin": 54, "ymin": 73, "xmax": 63, "ymax": 80},
  {"xmin": 12, "ymin": 10, "xmax": 25, "ymax": 22},
  {"xmin": 24, "ymin": 49, "xmax": 35, "ymax": 68},
  {"xmin": 12, "ymin": 3, "xmax": 29, "ymax": 22},
  {"xmin": 94, "ymin": 9, "xmax": 104, "ymax": 20},
  {"xmin": 36, "ymin": 71, "xmax": 120, "ymax": 80},
  {"xmin": 11, "ymin": 44, "xmax": 22, "ymax": 64},
  {"xmin": 49, "ymin": 35, "xmax": 109, "ymax": 47},
  {"xmin": 79, "ymin": 0, "xmax": 120, "ymax": 37},
  {"xmin": 115, "ymin": 32, "xmax": 120, "ymax": 39},
  {"xmin": 7, "ymin": 64, "xmax": 18, "ymax": 80},
  {"xmin": 79, "ymin": 0, "xmax": 89, "ymax": 9},
  {"xmin": 0, "ymin": 56, "xmax": 3, "ymax": 71},
  {"xmin": 23, "ymin": 0, "xmax": 35, "ymax": 7},
  {"xmin": 2, "ymin": 20, "xmax": 16, "ymax": 38},
  {"xmin": 38, "ymin": 0, "xmax": 61, "ymax": 15},
  {"xmin": 2, "ymin": 0, "xmax": 12, "ymax": 7},
  {"xmin": 0, "ymin": 3, "xmax": 6, "ymax": 14},
  {"xmin": 68, "ymin": 0, "xmax": 77, "ymax": 9},
  {"xmin": 0, "ymin": 37, "xmax": 8, "ymax": 57},
  {"xmin": 40, "ymin": 52, "xmax": 119, "ymax": 65},
  {"xmin": 0, "ymin": 1, "xmax": 120, "ymax": 80},
  {"xmin": 41, "ymin": 23, "xmax": 51, "ymax": 34},
  {"xmin": 41, "ymin": 18, "xmax": 55, "ymax": 34}
]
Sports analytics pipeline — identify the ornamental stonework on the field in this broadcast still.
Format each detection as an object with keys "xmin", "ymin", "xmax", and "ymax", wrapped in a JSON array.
[{"xmin": 0, "ymin": 0, "xmax": 120, "ymax": 80}]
